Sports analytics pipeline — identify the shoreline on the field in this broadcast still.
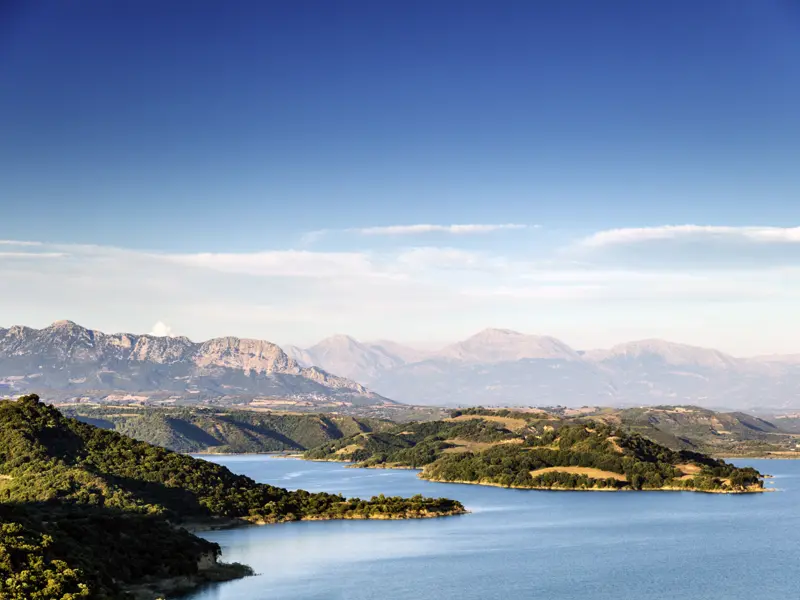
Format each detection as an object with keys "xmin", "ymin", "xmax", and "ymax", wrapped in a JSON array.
[
  {"xmin": 420, "ymin": 475, "xmax": 770, "ymax": 494},
  {"xmin": 204, "ymin": 451, "xmax": 781, "ymax": 495},
  {"xmin": 180, "ymin": 507, "xmax": 468, "ymax": 534},
  {"xmin": 123, "ymin": 562, "xmax": 254, "ymax": 600},
  {"xmin": 195, "ymin": 449, "xmax": 800, "ymax": 462}
]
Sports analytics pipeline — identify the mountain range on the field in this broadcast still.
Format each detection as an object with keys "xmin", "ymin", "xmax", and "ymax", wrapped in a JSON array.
[
  {"xmin": 4, "ymin": 322, "xmax": 800, "ymax": 411},
  {"xmin": 0, "ymin": 320, "xmax": 388, "ymax": 406},
  {"xmin": 284, "ymin": 328, "xmax": 800, "ymax": 411}
]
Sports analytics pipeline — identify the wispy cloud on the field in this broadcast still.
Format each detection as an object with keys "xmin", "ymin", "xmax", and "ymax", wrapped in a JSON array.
[
  {"xmin": 581, "ymin": 225, "xmax": 800, "ymax": 247},
  {"xmin": 0, "ymin": 240, "xmax": 42, "ymax": 246},
  {"xmin": 0, "ymin": 252, "xmax": 66, "ymax": 259},
  {"xmin": 163, "ymin": 250, "xmax": 379, "ymax": 279},
  {"xmin": 395, "ymin": 247, "xmax": 508, "ymax": 272},
  {"xmin": 355, "ymin": 223, "xmax": 530, "ymax": 236}
]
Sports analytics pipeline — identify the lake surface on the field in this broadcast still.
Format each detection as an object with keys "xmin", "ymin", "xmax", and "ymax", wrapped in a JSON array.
[{"xmin": 186, "ymin": 457, "xmax": 798, "ymax": 600}]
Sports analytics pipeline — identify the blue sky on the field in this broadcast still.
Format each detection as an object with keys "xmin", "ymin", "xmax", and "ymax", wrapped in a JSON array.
[{"xmin": 1, "ymin": 1, "xmax": 799, "ymax": 353}]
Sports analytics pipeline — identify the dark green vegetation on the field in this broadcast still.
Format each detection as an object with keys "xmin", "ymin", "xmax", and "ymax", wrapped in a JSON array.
[
  {"xmin": 62, "ymin": 403, "xmax": 800, "ymax": 459},
  {"xmin": 305, "ymin": 409, "xmax": 765, "ymax": 492},
  {"xmin": 0, "ymin": 396, "xmax": 465, "ymax": 599},
  {"xmin": 61, "ymin": 405, "xmax": 394, "ymax": 453}
]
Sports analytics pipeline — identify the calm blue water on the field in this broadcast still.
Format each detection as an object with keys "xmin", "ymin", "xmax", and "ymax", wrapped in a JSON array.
[{"xmin": 186, "ymin": 457, "xmax": 798, "ymax": 600}]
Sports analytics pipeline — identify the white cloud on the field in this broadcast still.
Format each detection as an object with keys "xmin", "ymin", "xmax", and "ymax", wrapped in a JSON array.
[
  {"xmin": 581, "ymin": 225, "xmax": 800, "ymax": 247},
  {"xmin": 462, "ymin": 284, "xmax": 604, "ymax": 300},
  {"xmin": 354, "ymin": 223, "xmax": 530, "ymax": 236},
  {"xmin": 0, "ymin": 252, "xmax": 66, "ymax": 259},
  {"xmin": 149, "ymin": 321, "xmax": 175, "ymax": 337},
  {"xmin": 163, "ymin": 250, "xmax": 380, "ymax": 279},
  {"xmin": 0, "ymin": 240, "xmax": 42, "ymax": 246},
  {"xmin": 395, "ymin": 247, "xmax": 506, "ymax": 272}
]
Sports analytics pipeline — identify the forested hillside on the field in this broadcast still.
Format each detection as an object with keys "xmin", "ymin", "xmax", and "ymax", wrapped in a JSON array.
[
  {"xmin": 306, "ymin": 408, "xmax": 765, "ymax": 492},
  {"xmin": 62, "ymin": 406, "xmax": 392, "ymax": 453},
  {"xmin": 0, "ymin": 396, "xmax": 465, "ymax": 599},
  {"xmin": 601, "ymin": 405, "xmax": 796, "ymax": 457}
]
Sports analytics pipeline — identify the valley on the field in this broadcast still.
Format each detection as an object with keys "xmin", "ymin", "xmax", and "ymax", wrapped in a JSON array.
[{"xmin": 61, "ymin": 403, "xmax": 800, "ymax": 460}]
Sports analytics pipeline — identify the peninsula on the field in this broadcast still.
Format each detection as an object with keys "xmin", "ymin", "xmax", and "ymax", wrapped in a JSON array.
[{"xmin": 305, "ymin": 408, "xmax": 766, "ymax": 493}]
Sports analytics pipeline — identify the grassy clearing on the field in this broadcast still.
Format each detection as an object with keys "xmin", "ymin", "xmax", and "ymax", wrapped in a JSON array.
[
  {"xmin": 445, "ymin": 415, "xmax": 529, "ymax": 431},
  {"xmin": 334, "ymin": 444, "xmax": 363, "ymax": 456},
  {"xmin": 677, "ymin": 463, "xmax": 702, "ymax": 475},
  {"xmin": 442, "ymin": 438, "xmax": 523, "ymax": 454},
  {"xmin": 530, "ymin": 466, "xmax": 627, "ymax": 481}
]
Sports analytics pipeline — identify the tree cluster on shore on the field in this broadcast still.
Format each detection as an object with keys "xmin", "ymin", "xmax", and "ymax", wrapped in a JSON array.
[{"xmin": 306, "ymin": 411, "xmax": 764, "ymax": 492}]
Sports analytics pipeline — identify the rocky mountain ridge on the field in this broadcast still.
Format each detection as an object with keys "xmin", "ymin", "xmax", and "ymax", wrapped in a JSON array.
[{"xmin": 0, "ymin": 321, "xmax": 386, "ymax": 405}]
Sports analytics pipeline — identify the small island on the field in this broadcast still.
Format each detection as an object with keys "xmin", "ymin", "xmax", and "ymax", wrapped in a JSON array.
[
  {"xmin": 0, "ymin": 396, "xmax": 465, "ymax": 599},
  {"xmin": 305, "ymin": 408, "xmax": 766, "ymax": 493}
]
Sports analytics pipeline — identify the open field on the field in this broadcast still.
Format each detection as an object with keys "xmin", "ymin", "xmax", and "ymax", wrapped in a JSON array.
[
  {"xmin": 442, "ymin": 438, "xmax": 524, "ymax": 453},
  {"xmin": 445, "ymin": 414, "xmax": 529, "ymax": 431},
  {"xmin": 530, "ymin": 466, "xmax": 627, "ymax": 481}
]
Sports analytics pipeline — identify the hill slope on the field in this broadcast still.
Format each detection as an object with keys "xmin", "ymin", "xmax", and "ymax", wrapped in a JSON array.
[
  {"xmin": 593, "ymin": 405, "xmax": 796, "ymax": 457},
  {"xmin": 305, "ymin": 409, "xmax": 765, "ymax": 493},
  {"xmin": 62, "ymin": 406, "xmax": 393, "ymax": 453},
  {"xmin": 0, "ymin": 396, "xmax": 465, "ymax": 599}
]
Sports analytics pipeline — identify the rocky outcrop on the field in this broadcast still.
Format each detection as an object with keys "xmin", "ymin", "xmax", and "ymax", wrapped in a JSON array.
[{"xmin": 0, "ymin": 321, "xmax": 386, "ymax": 403}]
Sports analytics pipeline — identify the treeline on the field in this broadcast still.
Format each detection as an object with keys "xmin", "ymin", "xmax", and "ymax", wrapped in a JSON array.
[
  {"xmin": 0, "ymin": 396, "xmax": 465, "ymax": 598},
  {"xmin": 449, "ymin": 407, "xmax": 549, "ymax": 420},
  {"xmin": 305, "ymin": 417, "xmax": 517, "ymax": 468},
  {"xmin": 425, "ymin": 422, "xmax": 763, "ymax": 491}
]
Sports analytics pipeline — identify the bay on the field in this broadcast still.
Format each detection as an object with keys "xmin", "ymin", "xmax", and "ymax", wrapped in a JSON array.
[{"xmin": 185, "ymin": 457, "xmax": 798, "ymax": 600}]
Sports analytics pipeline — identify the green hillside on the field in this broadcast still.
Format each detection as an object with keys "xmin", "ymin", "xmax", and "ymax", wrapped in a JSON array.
[
  {"xmin": 61, "ymin": 406, "xmax": 393, "ymax": 453},
  {"xmin": 592, "ymin": 405, "xmax": 797, "ymax": 457},
  {"xmin": 305, "ymin": 408, "xmax": 765, "ymax": 493},
  {"xmin": 0, "ymin": 396, "xmax": 465, "ymax": 599}
]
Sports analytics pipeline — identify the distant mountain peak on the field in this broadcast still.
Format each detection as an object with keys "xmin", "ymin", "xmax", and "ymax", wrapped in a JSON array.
[
  {"xmin": 473, "ymin": 327, "xmax": 525, "ymax": 338},
  {"xmin": 51, "ymin": 319, "xmax": 79, "ymax": 327},
  {"xmin": 315, "ymin": 334, "xmax": 360, "ymax": 347},
  {"xmin": 439, "ymin": 329, "xmax": 579, "ymax": 363},
  {"xmin": 585, "ymin": 338, "xmax": 739, "ymax": 369}
]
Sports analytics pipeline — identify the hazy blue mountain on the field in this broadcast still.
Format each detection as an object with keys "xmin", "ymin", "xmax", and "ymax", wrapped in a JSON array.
[{"xmin": 285, "ymin": 331, "xmax": 800, "ymax": 411}]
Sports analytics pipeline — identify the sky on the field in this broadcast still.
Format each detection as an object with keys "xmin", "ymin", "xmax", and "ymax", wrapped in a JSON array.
[{"xmin": 1, "ymin": 1, "xmax": 799, "ymax": 354}]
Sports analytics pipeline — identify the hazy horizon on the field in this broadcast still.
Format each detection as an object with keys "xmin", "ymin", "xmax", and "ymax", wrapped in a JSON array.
[{"xmin": 4, "ymin": 318, "xmax": 798, "ymax": 360}]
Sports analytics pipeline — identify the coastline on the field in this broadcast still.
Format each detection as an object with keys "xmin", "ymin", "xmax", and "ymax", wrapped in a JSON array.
[
  {"xmin": 180, "ymin": 506, "xmax": 467, "ymax": 534},
  {"xmin": 420, "ymin": 475, "xmax": 770, "ymax": 494},
  {"xmin": 123, "ymin": 562, "xmax": 254, "ymax": 600},
  {"xmin": 271, "ymin": 456, "xmax": 772, "ymax": 494},
  {"xmin": 168, "ymin": 502, "xmax": 467, "ymax": 598},
  {"xmin": 194, "ymin": 448, "xmax": 800, "ymax": 461}
]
